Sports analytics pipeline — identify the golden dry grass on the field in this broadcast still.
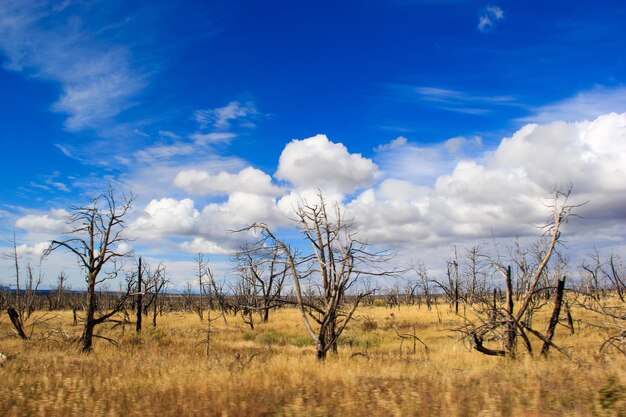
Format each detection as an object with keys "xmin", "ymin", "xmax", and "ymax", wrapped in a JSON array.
[{"xmin": 0, "ymin": 303, "xmax": 625, "ymax": 417}]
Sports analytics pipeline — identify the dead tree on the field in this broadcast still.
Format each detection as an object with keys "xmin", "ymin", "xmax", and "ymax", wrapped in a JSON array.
[
  {"xmin": 43, "ymin": 186, "xmax": 135, "ymax": 352},
  {"xmin": 193, "ymin": 253, "xmax": 210, "ymax": 321},
  {"xmin": 3, "ymin": 234, "xmax": 42, "ymax": 339},
  {"xmin": 231, "ymin": 274, "xmax": 258, "ymax": 329},
  {"xmin": 241, "ymin": 192, "xmax": 396, "ymax": 360},
  {"xmin": 235, "ymin": 244, "xmax": 287, "ymax": 323},
  {"xmin": 411, "ymin": 261, "xmax": 432, "ymax": 310},
  {"xmin": 457, "ymin": 188, "xmax": 580, "ymax": 358},
  {"xmin": 540, "ymin": 277, "xmax": 566, "ymax": 356},
  {"xmin": 22, "ymin": 264, "xmax": 41, "ymax": 325},
  {"xmin": 462, "ymin": 246, "xmax": 488, "ymax": 304},
  {"xmin": 209, "ymin": 277, "xmax": 230, "ymax": 324},
  {"xmin": 577, "ymin": 252, "xmax": 626, "ymax": 356},
  {"xmin": 143, "ymin": 263, "xmax": 167, "ymax": 328},
  {"xmin": 53, "ymin": 272, "xmax": 68, "ymax": 310},
  {"xmin": 446, "ymin": 248, "xmax": 460, "ymax": 314},
  {"xmin": 7, "ymin": 307, "xmax": 28, "ymax": 340},
  {"xmin": 204, "ymin": 265, "xmax": 221, "ymax": 357}
]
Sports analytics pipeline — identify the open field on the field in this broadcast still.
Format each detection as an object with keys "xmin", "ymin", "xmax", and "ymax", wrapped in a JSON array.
[{"xmin": 1, "ymin": 304, "xmax": 625, "ymax": 417}]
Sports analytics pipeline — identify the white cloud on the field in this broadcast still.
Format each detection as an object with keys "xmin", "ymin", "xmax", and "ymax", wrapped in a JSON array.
[
  {"xmin": 121, "ymin": 155, "xmax": 247, "ymax": 210},
  {"xmin": 412, "ymin": 86, "xmax": 515, "ymax": 105},
  {"xmin": 200, "ymin": 192, "xmax": 287, "ymax": 230},
  {"xmin": 374, "ymin": 136, "xmax": 407, "ymax": 152},
  {"xmin": 0, "ymin": 1, "xmax": 146, "ymax": 131},
  {"xmin": 275, "ymin": 134, "xmax": 378, "ymax": 194},
  {"xmin": 478, "ymin": 6, "xmax": 504, "ymax": 32},
  {"xmin": 113, "ymin": 242, "xmax": 133, "ymax": 255},
  {"xmin": 444, "ymin": 135, "xmax": 482, "ymax": 153},
  {"xmin": 346, "ymin": 180, "xmax": 431, "ymax": 245},
  {"xmin": 194, "ymin": 101, "xmax": 258, "ymax": 130},
  {"xmin": 276, "ymin": 188, "xmax": 347, "ymax": 220},
  {"xmin": 174, "ymin": 166, "xmax": 283, "ymax": 196},
  {"xmin": 159, "ymin": 131, "xmax": 181, "ymax": 140},
  {"xmin": 135, "ymin": 143, "xmax": 196, "ymax": 162},
  {"xmin": 375, "ymin": 141, "xmax": 459, "ymax": 186},
  {"xmin": 351, "ymin": 112, "xmax": 626, "ymax": 254},
  {"xmin": 179, "ymin": 237, "xmax": 231, "ymax": 255},
  {"xmin": 15, "ymin": 241, "xmax": 51, "ymax": 256},
  {"xmin": 490, "ymin": 114, "xmax": 626, "ymax": 195},
  {"xmin": 129, "ymin": 192, "xmax": 287, "ymax": 251},
  {"xmin": 430, "ymin": 160, "xmax": 546, "ymax": 237},
  {"xmin": 129, "ymin": 198, "xmax": 199, "ymax": 239},
  {"xmin": 386, "ymin": 84, "xmax": 517, "ymax": 115},
  {"xmin": 15, "ymin": 209, "xmax": 69, "ymax": 233},
  {"xmin": 519, "ymin": 86, "xmax": 626, "ymax": 124},
  {"xmin": 189, "ymin": 132, "xmax": 237, "ymax": 144}
]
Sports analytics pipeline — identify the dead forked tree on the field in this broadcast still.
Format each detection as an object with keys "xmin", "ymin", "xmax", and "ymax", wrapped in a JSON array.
[
  {"xmin": 242, "ymin": 193, "xmax": 395, "ymax": 360},
  {"xmin": 458, "ymin": 188, "xmax": 581, "ymax": 358},
  {"xmin": 143, "ymin": 262, "xmax": 168, "ymax": 328},
  {"xmin": 577, "ymin": 252, "xmax": 626, "ymax": 356},
  {"xmin": 44, "ymin": 186, "xmax": 135, "ymax": 352},
  {"xmin": 235, "ymin": 243, "xmax": 287, "ymax": 324},
  {"xmin": 3, "ymin": 234, "xmax": 43, "ymax": 339}
]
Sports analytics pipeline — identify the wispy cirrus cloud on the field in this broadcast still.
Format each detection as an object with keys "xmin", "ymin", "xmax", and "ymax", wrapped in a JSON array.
[
  {"xmin": 0, "ymin": 0, "xmax": 148, "ymax": 132},
  {"xmin": 518, "ymin": 86, "xmax": 626, "ymax": 124},
  {"xmin": 478, "ymin": 5, "xmax": 504, "ymax": 33},
  {"xmin": 194, "ymin": 101, "xmax": 259, "ymax": 130},
  {"xmin": 128, "ymin": 102, "xmax": 253, "ymax": 166},
  {"xmin": 414, "ymin": 86, "xmax": 514, "ymax": 104},
  {"xmin": 386, "ymin": 84, "xmax": 518, "ymax": 115},
  {"xmin": 189, "ymin": 132, "xmax": 237, "ymax": 144}
]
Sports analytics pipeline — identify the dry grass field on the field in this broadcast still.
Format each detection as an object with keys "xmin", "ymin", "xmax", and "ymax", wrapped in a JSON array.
[{"xmin": 1, "ymin": 303, "xmax": 625, "ymax": 417}]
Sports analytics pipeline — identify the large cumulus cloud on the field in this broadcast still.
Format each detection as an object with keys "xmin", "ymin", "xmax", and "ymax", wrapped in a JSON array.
[
  {"xmin": 275, "ymin": 134, "xmax": 378, "ymax": 194},
  {"xmin": 128, "ymin": 198, "xmax": 199, "ymax": 239},
  {"xmin": 350, "ymin": 113, "xmax": 626, "ymax": 251}
]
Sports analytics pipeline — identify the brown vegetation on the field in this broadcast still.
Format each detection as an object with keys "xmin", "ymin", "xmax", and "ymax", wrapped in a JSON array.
[{"xmin": 0, "ymin": 302, "xmax": 625, "ymax": 417}]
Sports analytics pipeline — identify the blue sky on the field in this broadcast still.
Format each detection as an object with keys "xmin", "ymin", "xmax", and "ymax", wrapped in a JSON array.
[{"xmin": 2, "ymin": 0, "xmax": 626, "ymax": 289}]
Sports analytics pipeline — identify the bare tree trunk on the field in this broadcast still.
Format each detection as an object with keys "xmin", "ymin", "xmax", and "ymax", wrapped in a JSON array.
[
  {"xmin": 81, "ymin": 271, "xmax": 97, "ymax": 351},
  {"xmin": 7, "ymin": 307, "xmax": 27, "ymax": 340},
  {"xmin": 328, "ymin": 319, "xmax": 338, "ymax": 355},
  {"xmin": 263, "ymin": 304, "xmax": 270, "ymax": 322},
  {"xmin": 541, "ymin": 277, "xmax": 566, "ymax": 356},
  {"xmin": 56, "ymin": 272, "xmax": 66, "ymax": 310},
  {"xmin": 152, "ymin": 297, "xmax": 158, "ymax": 328},
  {"xmin": 136, "ymin": 257, "xmax": 143, "ymax": 334},
  {"xmin": 504, "ymin": 265, "xmax": 516, "ymax": 355},
  {"xmin": 12, "ymin": 233, "xmax": 22, "ymax": 319},
  {"xmin": 472, "ymin": 333, "xmax": 506, "ymax": 356},
  {"xmin": 564, "ymin": 301, "xmax": 575, "ymax": 335},
  {"xmin": 316, "ymin": 338, "xmax": 327, "ymax": 360},
  {"xmin": 491, "ymin": 289, "xmax": 497, "ymax": 323}
]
